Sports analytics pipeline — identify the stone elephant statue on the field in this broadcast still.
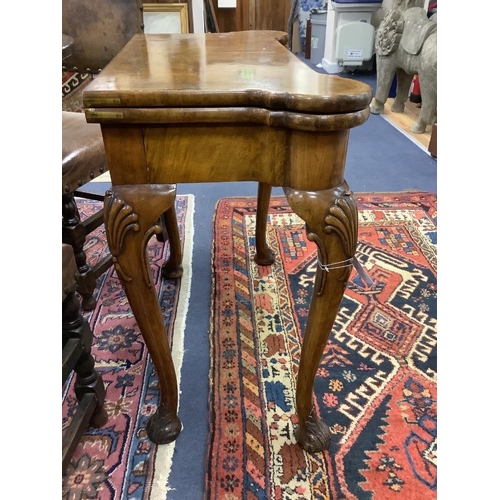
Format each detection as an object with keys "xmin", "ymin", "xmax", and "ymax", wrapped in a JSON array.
[{"xmin": 370, "ymin": 0, "xmax": 437, "ymax": 134}]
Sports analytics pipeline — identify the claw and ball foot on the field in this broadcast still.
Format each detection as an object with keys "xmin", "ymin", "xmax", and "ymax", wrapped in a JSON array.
[
  {"xmin": 146, "ymin": 402, "xmax": 182, "ymax": 444},
  {"xmin": 294, "ymin": 412, "xmax": 331, "ymax": 453}
]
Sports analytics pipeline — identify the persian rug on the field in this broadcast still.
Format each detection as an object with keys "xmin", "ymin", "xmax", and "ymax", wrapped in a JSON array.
[
  {"xmin": 206, "ymin": 192, "xmax": 437, "ymax": 500},
  {"xmin": 62, "ymin": 194, "xmax": 195, "ymax": 499}
]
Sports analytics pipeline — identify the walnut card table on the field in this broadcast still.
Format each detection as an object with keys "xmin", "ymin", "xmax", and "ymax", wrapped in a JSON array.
[{"xmin": 83, "ymin": 31, "xmax": 372, "ymax": 452}]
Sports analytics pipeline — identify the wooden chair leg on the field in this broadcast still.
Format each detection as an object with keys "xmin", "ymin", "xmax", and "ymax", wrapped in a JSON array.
[
  {"xmin": 62, "ymin": 192, "xmax": 97, "ymax": 310},
  {"xmin": 62, "ymin": 285, "xmax": 108, "ymax": 473}
]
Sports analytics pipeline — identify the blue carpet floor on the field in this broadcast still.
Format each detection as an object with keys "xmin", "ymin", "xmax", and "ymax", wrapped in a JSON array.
[{"xmin": 84, "ymin": 64, "xmax": 436, "ymax": 498}]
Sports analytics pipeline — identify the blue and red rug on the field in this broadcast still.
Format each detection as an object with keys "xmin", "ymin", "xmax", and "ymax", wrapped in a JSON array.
[
  {"xmin": 62, "ymin": 195, "xmax": 194, "ymax": 499},
  {"xmin": 206, "ymin": 192, "xmax": 437, "ymax": 499}
]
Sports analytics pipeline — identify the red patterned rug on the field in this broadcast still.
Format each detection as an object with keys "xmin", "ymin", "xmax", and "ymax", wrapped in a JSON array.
[
  {"xmin": 62, "ymin": 195, "xmax": 194, "ymax": 499},
  {"xmin": 206, "ymin": 192, "xmax": 437, "ymax": 499}
]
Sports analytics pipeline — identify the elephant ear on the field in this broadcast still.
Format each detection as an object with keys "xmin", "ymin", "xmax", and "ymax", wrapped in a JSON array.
[
  {"xmin": 401, "ymin": 7, "xmax": 437, "ymax": 55},
  {"xmin": 375, "ymin": 10, "xmax": 404, "ymax": 57}
]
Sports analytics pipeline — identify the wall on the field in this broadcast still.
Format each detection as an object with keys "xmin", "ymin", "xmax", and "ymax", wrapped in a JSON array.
[{"xmin": 192, "ymin": 0, "xmax": 205, "ymax": 32}]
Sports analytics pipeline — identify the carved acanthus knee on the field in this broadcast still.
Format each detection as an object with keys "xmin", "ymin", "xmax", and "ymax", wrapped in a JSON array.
[
  {"xmin": 103, "ymin": 184, "xmax": 177, "ymax": 287},
  {"xmin": 314, "ymin": 187, "xmax": 357, "ymax": 294},
  {"xmin": 288, "ymin": 183, "xmax": 358, "ymax": 295}
]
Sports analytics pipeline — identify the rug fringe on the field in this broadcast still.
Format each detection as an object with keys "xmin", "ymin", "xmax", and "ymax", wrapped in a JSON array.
[{"xmin": 150, "ymin": 194, "xmax": 195, "ymax": 500}]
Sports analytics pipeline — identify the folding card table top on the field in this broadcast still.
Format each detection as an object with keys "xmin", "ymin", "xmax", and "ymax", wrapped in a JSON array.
[{"xmin": 84, "ymin": 30, "xmax": 372, "ymax": 452}]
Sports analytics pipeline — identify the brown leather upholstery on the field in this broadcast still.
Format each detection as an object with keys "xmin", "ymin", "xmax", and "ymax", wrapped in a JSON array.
[
  {"xmin": 62, "ymin": 111, "xmax": 108, "ymax": 194},
  {"xmin": 62, "ymin": 0, "xmax": 141, "ymax": 73}
]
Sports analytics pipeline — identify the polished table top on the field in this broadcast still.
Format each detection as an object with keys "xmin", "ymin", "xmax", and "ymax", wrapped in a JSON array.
[{"xmin": 83, "ymin": 31, "xmax": 371, "ymax": 115}]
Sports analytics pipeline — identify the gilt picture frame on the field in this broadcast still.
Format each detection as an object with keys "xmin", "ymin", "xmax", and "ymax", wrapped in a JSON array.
[{"xmin": 142, "ymin": 3, "xmax": 189, "ymax": 34}]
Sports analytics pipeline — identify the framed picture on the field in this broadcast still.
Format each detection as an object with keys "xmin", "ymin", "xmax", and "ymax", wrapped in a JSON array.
[{"xmin": 142, "ymin": 3, "xmax": 189, "ymax": 34}]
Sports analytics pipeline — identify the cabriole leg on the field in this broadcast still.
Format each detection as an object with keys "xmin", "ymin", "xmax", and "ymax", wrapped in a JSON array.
[
  {"xmin": 254, "ymin": 182, "xmax": 274, "ymax": 265},
  {"xmin": 160, "ymin": 205, "xmax": 184, "ymax": 279},
  {"xmin": 285, "ymin": 183, "xmax": 358, "ymax": 452},
  {"xmin": 104, "ymin": 183, "xmax": 181, "ymax": 444}
]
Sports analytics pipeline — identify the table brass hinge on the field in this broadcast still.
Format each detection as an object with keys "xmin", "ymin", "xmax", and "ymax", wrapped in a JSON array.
[
  {"xmin": 86, "ymin": 98, "xmax": 121, "ymax": 106},
  {"xmin": 86, "ymin": 111, "xmax": 124, "ymax": 120}
]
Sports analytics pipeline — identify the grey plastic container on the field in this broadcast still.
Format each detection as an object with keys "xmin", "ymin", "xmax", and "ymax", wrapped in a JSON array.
[{"xmin": 310, "ymin": 12, "xmax": 328, "ymax": 66}]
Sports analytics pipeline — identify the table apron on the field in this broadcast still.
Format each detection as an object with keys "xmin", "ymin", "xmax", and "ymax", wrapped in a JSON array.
[{"xmin": 101, "ymin": 124, "xmax": 350, "ymax": 191}]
